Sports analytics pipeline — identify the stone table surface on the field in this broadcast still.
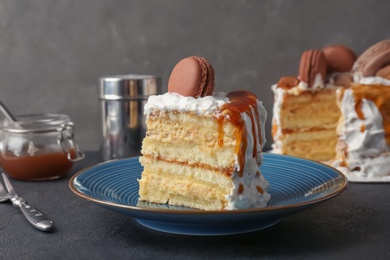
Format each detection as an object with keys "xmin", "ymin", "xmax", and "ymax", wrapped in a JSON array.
[{"xmin": 1, "ymin": 151, "xmax": 389, "ymax": 259}]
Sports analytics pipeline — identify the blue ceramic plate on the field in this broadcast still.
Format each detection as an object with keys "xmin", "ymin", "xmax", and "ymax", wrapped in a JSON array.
[{"xmin": 69, "ymin": 153, "xmax": 348, "ymax": 236}]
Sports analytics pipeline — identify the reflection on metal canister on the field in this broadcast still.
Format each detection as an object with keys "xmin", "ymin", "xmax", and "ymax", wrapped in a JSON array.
[{"xmin": 99, "ymin": 75, "xmax": 161, "ymax": 161}]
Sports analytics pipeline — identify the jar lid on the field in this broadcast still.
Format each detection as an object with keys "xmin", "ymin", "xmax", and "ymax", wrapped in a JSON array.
[
  {"xmin": 99, "ymin": 74, "xmax": 162, "ymax": 100},
  {"xmin": 1, "ymin": 114, "xmax": 71, "ymax": 133}
]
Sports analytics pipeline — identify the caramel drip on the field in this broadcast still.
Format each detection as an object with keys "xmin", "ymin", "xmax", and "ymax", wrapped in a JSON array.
[
  {"xmin": 360, "ymin": 124, "xmax": 365, "ymax": 133},
  {"xmin": 339, "ymin": 161, "xmax": 347, "ymax": 167},
  {"xmin": 277, "ymin": 76, "xmax": 299, "ymax": 90},
  {"xmin": 355, "ymin": 99, "xmax": 365, "ymax": 119},
  {"xmin": 271, "ymin": 119, "xmax": 278, "ymax": 138},
  {"xmin": 347, "ymin": 85, "xmax": 390, "ymax": 145},
  {"xmin": 238, "ymin": 183, "xmax": 244, "ymax": 194},
  {"xmin": 218, "ymin": 90, "xmax": 262, "ymax": 177},
  {"xmin": 336, "ymin": 140, "xmax": 349, "ymax": 167},
  {"xmin": 256, "ymin": 185, "xmax": 264, "ymax": 194}
]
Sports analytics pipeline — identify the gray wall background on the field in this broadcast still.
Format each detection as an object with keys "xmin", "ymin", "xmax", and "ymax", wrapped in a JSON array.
[{"xmin": 1, "ymin": 0, "xmax": 389, "ymax": 151}]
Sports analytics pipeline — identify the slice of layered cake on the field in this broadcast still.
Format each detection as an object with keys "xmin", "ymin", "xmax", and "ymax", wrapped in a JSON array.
[
  {"xmin": 139, "ymin": 56, "xmax": 270, "ymax": 210},
  {"xmin": 271, "ymin": 46, "xmax": 356, "ymax": 161},
  {"xmin": 334, "ymin": 40, "xmax": 390, "ymax": 180}
]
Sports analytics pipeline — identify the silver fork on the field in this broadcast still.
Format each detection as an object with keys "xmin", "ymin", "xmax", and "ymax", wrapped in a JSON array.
[
  {"xmin": 0, "ymin": 175, "xmax": 53, "ymax": 231},
  {"xmin": 0, "ymin": 181, "xmax": 11, "ymax": 202}
]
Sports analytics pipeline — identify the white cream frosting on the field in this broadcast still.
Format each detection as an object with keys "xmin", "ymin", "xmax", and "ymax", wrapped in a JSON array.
[
  {"xmin": 270, "ymin": 84, "xmax": 284, "ymax": 150},
  {"xmin": 225, "ymin": 157, "xmax": 270, "ymax": 209},
  {"xmin": 334, "ymin": 87, "xmax": 390, "ymax": 181},
  {"xmin": 144, "ymin": 92, "xmax": 229, "ymax": 116},
  {"xmin": 353, "ymin": 72, "xmax": 390, "ymax": 86},
  {"xmin": 144, "ymin": 92, "xmax": 270, "ymax": 209},
  {"xmin": 283, "ymin": 74, "xmax": 325, "ymax": 94}
]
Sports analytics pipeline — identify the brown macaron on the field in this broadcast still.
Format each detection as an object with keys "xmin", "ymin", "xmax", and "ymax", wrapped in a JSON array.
[
  {"xmin": 353, "ymin": 40, "xmax": 390, "ymax": 76},
  {"xmin": 299, "ymin": 49, "xmax": 327, "ymax": 87},
  {"xmin": 168, "ymin": 56, "xmax": 215, "ymax": 97},
  {"xmin": 322, "ymin": 45, "xmax": 356, "ymax": 73}
]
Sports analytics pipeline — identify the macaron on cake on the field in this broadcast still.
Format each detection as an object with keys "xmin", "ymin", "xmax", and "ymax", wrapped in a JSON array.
[
  {"xmin": 271, "ymin": 40, "xmax": 390, "ymax": 182},
  {"xmin": 298, "ymin": 49, "xmax": 327, "ymax": 89},
  {"xmin": 138, "ymin": 56, "xmax": 271, "ymax": 210},
  {"xmin": 168, "ymin": 56, "xmax": 215, "ymax": 97}
]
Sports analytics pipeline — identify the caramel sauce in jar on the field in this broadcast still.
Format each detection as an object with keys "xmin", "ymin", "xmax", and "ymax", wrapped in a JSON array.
[
  {"xmin": 0, "ymin": 114, "xmax": 84, "ymax": 181},
  {"xmin": 0, "ymin": 149, "xmax": 73, "ymax": 180}
]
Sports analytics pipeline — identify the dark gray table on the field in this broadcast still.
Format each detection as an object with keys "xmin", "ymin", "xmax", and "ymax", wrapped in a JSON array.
[{"xmin": 1, "ymin": 151, "xmax": 389, "ymax": 259}]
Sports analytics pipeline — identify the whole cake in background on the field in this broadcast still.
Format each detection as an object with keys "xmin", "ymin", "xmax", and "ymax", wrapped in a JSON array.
[
  {"xmin": 138, "ymin": 56, "xmax": 270, "ymax": 210},
  {"xmin": 271, "ymin": 40, "xmax": 390, "ymax": 182}
]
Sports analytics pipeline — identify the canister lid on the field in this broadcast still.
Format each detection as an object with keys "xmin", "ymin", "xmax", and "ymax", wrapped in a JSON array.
[
  {"xmin": 99, "ymin": 74, "xmax": 162, "ymax": 100},
  {"xmin": 1, "ymin": 114, "xmax": 71, "ymax": 133}
]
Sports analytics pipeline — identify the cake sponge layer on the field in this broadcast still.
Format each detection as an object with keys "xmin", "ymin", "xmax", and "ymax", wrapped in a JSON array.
[
  {"xmin": 143, "ymin": 111, "xmax": 238, "ymax": 169},
  {"xmin": 272, "ymin": 87, "xmax": 340, "ymax": 161},
  {"xmin": 139, "ymin": 157, "xmax": 233, "ymax": 210},
  {"xmin": 278, "ymin": 89, "xmax": 340, "ymax": 130},
  {"xmin": 146, "ymin": 110, "xmax": 237, "ymax": 144},
  {"xmin": 277, "ymin": 129, "xmax": 338, "ymax": 160},
  {"xmin": 141, "ymin": 138, "xmax": 236, "ymax": 172}
]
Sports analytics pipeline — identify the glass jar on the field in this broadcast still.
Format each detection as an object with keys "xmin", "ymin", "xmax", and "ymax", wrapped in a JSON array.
[{"xmin": 0, "ymin": 114, "xmax": 84, "ymax": 181}]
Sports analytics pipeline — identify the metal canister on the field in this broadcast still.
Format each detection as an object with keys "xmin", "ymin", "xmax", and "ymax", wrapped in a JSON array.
[{"xmin": 99, "ymin": 75, "xmax": 161, "ymax": 161}]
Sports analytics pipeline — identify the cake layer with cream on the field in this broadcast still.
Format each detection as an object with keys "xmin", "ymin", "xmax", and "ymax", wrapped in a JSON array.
[
  {"xmin": 139, "ymin": 91, "xmax": 270, "ymax": 210},
  {"xmin": 272, "ymin": 81, "xmax": 341, "ymax": 161}
]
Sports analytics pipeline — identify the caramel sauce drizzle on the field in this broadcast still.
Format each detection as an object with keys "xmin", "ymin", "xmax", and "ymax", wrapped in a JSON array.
[
  {"xmin": 354, "ymin": 99, "xmax": 365, "ymax": 119},
  {"xmin": 238, "ymin": 183, "xmax": 244, "ymax": 194},
  {"xmin": 218, "ymin": 90, "xmax": 262, "ymax": 177},
  {"xmin": 360, "ymin": 124, "xmax": 365, "ymax": 133},
  {"xmin": 342, "ymin": 85, "xmax": 390, "ymax": 145},
  {"xmin": 256, "ymin": 185, "xmax": 264, "ymax": 194},
  {"xmin": 277, "ymin": 76, "xmax": 299, "ymax": 90}
]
